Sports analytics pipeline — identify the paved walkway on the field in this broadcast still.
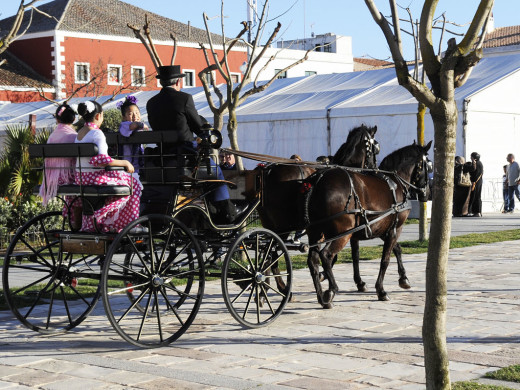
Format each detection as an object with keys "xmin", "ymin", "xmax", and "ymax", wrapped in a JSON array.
[{"xmin": 1, "ymin": 214, "xmax": 520, "ymax": 389}]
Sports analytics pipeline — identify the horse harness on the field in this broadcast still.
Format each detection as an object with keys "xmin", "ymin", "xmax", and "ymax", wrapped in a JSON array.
[{"xmin": 300, "ymin": 156, "xmax": 430, "ymax": 249}]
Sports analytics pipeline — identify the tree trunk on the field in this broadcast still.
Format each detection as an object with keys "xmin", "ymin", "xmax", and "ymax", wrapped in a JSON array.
[
  {"xmin": 417, "ymin": 102, "xmax": 428, "ymax": 241},
  {"xmin": 213, "ymin": 113, "xmax": 224, "ymax": 132},
  {"xmin": 422, "ymin": 101, "xmax": 457, "ymax": 389},
  {"xmin": 226, "ymin": 108, "xmax": 244, "ymax": 170}
]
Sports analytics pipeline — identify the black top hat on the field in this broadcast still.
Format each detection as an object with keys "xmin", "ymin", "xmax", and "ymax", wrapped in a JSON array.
[{"xmin": 156, "ymin": 65, "xmax": 185, "ymax": 79}]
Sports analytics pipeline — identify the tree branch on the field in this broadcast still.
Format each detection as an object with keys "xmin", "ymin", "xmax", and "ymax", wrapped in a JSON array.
[
  {"xmin": 458, "ymin": 0, "xmax": 495, "ymax": 54},
  {"xmin": 169, "ymin": 33, "xmax": 177, "ymax": 65},
  {"xmin": 143, "ymin": 14, "xmax": 163, "ymax": 67},
  {"xmin": 419, "ymin": 0, "xmax": 442, "ymax": 95},
  {"xmin": 127, "ymin": 22, "xmax": 160, "ymax": 71}
]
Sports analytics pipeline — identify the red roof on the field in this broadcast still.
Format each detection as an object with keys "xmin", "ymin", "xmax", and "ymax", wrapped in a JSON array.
[{"xmin": 483, "ymin": 25, "xmax": 520, "ymax": 48}]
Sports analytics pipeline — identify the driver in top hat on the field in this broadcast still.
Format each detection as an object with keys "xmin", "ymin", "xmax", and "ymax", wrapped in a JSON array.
[
  {"xmin": 147, "ymin": 65, "xmax": 202, "ymax": 147},
  {"xmin": 146, "ymin": 65, "xmax": 241, "ymax": 224}
]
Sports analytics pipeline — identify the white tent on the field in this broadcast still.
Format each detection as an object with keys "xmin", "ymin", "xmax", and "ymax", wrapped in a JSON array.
[{"xmin": 1, "ymin": 54, "xmax": 519, "ymax": 212}]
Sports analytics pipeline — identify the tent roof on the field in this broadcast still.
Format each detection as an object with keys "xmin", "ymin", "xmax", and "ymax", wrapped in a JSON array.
[{"xmin": 1, "ymin": 53, "xmax": 519, "ymax": 131}]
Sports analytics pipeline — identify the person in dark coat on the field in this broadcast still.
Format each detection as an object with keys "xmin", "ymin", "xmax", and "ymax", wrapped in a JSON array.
[
  {"xmin": 467, "ymin": 152, "xmax": 484, "ymax": 217},
  {"xmin": 146, "ymin": 65, "xmax": 239, "ymax": 223},
  {"xmin": 453, "ymin": 156, "xmax": 472, "ymax": 217}
]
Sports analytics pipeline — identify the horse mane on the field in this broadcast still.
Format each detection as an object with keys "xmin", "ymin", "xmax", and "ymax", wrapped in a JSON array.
[
  {"xmin": 332, "ymin": 124, "xmax": 372, "ymax": 165},
  {"xmin": 379, "ymin": 144, "xmax": 421, "ymax": 172}
]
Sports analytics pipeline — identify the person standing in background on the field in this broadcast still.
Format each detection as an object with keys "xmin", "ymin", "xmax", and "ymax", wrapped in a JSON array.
[
  {"xmin": 467, "ymin": 152, "xmax": 483, "ymax": 217},
  {"xmin": 505, "ymin": 153, "xmax": 520, "ymax": 213}
]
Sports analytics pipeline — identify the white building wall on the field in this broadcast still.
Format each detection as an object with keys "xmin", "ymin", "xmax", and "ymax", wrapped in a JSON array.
[{"xmin": 250, "ymin": 35, "xmax": 353, "ymax": 81}]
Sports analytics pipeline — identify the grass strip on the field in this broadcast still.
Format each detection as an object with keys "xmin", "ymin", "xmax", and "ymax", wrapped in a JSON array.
[
  {"xmin": 452, "ymin": 382, "xmax": 515, "ymax": 390},
  {"xmin": 289, "ymin": 229, "xmax": 520, "ymax": 270},
  {"xmin": 485, "ymin": 365, "xmax": 520, "ymax": 383}
]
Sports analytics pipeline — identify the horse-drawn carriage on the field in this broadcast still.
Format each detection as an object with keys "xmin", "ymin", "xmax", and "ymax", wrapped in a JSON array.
[
  {"xmin": 2, "ymin": 128, "xmax": 294, "ymax": 348},
  {"xmin": 2, "ymin": 124, "xmax": 432, "ymax": 347}
]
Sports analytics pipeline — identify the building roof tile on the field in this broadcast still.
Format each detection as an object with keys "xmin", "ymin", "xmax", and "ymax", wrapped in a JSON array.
[
  {"xmin": 483, "ymin": 25, "xmax": 520, "ymax": 48},
  {"xmin": 0, "ymin": 52, "xmax": 53, "ymax": 89},
  {"xmin": 0, "ymin": 0, "xmax": 232, "ymax": 46}
]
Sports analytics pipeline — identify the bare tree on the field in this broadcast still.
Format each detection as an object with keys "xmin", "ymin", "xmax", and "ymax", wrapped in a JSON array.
[
  {"xmin": 0, "ymin": 0, "xmax": 47, "ymax": 66},
  {"xmin": 198, "ymin": 0, "xmax": 313, "ymax": 169},
  {"xmin": 364, "ymin": 0, "xmax": 494, "ymax": 388}
]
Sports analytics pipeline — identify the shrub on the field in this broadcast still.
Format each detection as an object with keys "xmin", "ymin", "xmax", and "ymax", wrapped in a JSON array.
[{"xmin": 102, "ymin": 108, "xmax": 122, "ymax": 132}]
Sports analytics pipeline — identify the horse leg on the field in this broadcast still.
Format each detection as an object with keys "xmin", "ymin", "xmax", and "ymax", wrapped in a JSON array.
[
  {"xmin": 393, "ymin": 243, "xmax": 411, "ymax": 289},
  {"xmin": 319, "ymin": 253, "xmax": 337, "ymax": 282},
  {"xmin": 319, "ymin": 240, "xmax": 346, "ymax": 309},
  {"xmin": 307, "ymin": 248, "xmax": 327, "ymax": 307},
  {"xmin": 375, "ymin": 235, "xmax": 396, "ymax": 301},
  {"xmin": 351, "ymin": 239, "xmax": 367, "ymax": 292}
]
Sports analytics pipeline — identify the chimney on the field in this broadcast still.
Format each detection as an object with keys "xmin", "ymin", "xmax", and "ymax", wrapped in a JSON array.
[
  {"xmin": 486, "ymin": 12, "xmax": 495, "ymax": 34},
  {"xmin": 188, "ymin": 21, "xmax": 191, "ymax": 39}
]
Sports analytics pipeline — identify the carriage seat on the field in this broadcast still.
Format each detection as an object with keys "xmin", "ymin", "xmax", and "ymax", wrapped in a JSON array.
[
  {"xmin": 29, "ymin": 142, "xmax": 132, "ymax": 199},
  {"xmin": 105, "ymin": 131, "xmax": 196, "ymax": 184},
  {"xmin": 56, "ymin": 184, "xmax": 131, "ymax": 197}
]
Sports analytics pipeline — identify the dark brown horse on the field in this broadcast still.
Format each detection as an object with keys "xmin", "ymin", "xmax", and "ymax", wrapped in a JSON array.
[
  {"xmin": 258, "ymin": 124, "xmax": 379, "ymax": 240},
  {"xmin": 305, "ymin": 141, "xmax": 432, "ymax": 308}
]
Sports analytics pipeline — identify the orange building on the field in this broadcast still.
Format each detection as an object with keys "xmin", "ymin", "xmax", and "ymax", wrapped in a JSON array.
[{"xmin": 0, "ymin": 0, "xmax": 247, "ymax": 101}]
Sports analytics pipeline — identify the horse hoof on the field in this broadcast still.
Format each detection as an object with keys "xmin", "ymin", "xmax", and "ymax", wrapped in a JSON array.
[
  {"xmin": 357, "ymin": 282, "xmax": 367, "ymax": 292},
  {"xmin": 322, "ymin": 302, "xmax": 333, "ymax": 309},
  {"xmin": 399, "ymin": 277, "xmax": 411, "ymax": 290},
  {"xmin": 378, "ymin": 293, "xmax": 390, "ymax": 301},
  {"xmin": 323, "ymin": 290, "xmax": 336, "ymax": 305}
]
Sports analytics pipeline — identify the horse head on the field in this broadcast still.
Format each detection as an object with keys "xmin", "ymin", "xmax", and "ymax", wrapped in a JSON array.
[
  {"xmin": 379, "ymin": 140, "xmax": 432, "ymax": 202},
  {"xmin": 332, "ymin": 124, "xmax": 379, "ymax": 169}
]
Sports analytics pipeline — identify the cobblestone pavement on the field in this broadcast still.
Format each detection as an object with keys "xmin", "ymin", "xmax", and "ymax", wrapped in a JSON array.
[{"xmin": 1, "ymin": 238, "xmax": 520, "ymax": 389}]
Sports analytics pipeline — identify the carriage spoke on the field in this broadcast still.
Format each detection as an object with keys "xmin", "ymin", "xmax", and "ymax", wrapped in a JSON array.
[
  {"xmin": 127, "ymin": 237, "xmax": 152, "ymax": 275},
  {"xmin": 229, "ymin": 257, "xmax": 254, "ymax": 276},
  {"xmin": 60, "ymin": 286, "xmax": 73, "ymax": 326},
  {"xmin": 230, "ymin": 281, "xmax": 253, "ymax": 305},
  {"xmin": 261, "ymin": 252, "xmax": 284, "ymax": 273},
  {"xmin": 17, "ymin": 236, "xmax": 55, "ymax": 268},
  {"xmin": 117, "ymin": 287, "xmax": 150, "ymax": 323},
  {"xmin": 157, "ymin": 223, "xmax": 175, "ymax": 271},
  {"xmin": 241, "ymin": 240, "xmax": 256, "ymax": 272},
  {"xmin": 153, "ymin": 290, "xmax": 164, "ymax": 343},
  {"xmin": 255, "ymin": 285, "xmax": 260, "ymax": 323},
  {"xmin": 136, "ymin": 291, "xmax": 154, "ymax": 341},
  {"xmin": 45, "ymin": 289, "xmax": 56, "ymax": 329},
  {"xmin": 241, "ymin": 286, "xmax": 255, "ymax": 320},
  {"xmin": 261, "ymin": 281, "xmax": 287, "ymax": 298},
  {"xmin": 259, "ymin": 238, "xmax": 275, "ymax": 272},
  {"xmin": 259, "ymin": 284, "xmax": 276, "ymax": 315},
  {"xmin": 163, "ymin": 283, "xmax": 200, "ymax": 301}
]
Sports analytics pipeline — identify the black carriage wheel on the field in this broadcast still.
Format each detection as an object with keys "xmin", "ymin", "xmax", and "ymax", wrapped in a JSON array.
[
  {"xmin": 102, "ymin": 214, "xmax": 205, "ymax": 348},
  {"xmin": 2, "ymin": 211, "xmax": 102, "ymax": 334},
  {"xmin": 221, "ymin": 228, "xmax": 292, "ymax": 328}
]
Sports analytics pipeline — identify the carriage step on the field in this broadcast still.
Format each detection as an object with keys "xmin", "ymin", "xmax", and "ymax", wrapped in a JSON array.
[{"xmin": 59, "ymin": 233, "xmax": 114, "ymax": 255}]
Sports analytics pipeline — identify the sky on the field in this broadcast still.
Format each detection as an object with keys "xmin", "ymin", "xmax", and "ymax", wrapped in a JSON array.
[{"xmin": 2, "ymin": 0, "xmax": 519, "ymax": 60}]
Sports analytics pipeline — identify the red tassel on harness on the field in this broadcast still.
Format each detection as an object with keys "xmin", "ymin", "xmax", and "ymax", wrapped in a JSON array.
[{"xmin": 300, "ymin": 182, "xmax": 312, "ymax": 194}]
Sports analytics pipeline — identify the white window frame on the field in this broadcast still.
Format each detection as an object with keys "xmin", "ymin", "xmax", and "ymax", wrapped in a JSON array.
[
  {"xmin": 183, "ymin": 69, "xmax": 196, "ymax": 88},
  {"xmin": 230, "ymin": 72, "xmax": 241, "ymax": 84},
  {"xmin": 107, "ymin": 64, "xmax": 123, "ymax": 85},
  {"xmin": 131, "ymin": 66, "xmax": 146, "ymax": 86},
  {"xmin": 74, "ymin": 62, "xmax": 90, "ymax": 84},
  {"xmin": 275, "ymin": 69, "xmax": 287, "ymax": 79}
]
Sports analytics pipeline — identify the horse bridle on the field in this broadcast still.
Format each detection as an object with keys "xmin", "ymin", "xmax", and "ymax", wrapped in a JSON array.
[
  {"xmin": 408, "ymin": 154, "xmax": 433, "ymax": 196},
  {"xmin": 363, "ymin": 129, "xmax": 380, "ymax": 169}
]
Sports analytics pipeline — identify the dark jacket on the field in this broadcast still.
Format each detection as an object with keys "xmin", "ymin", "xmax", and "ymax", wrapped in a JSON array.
[{"xmin": 146, "ymin": 87, "xmax": 203, "ymax": 144}]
